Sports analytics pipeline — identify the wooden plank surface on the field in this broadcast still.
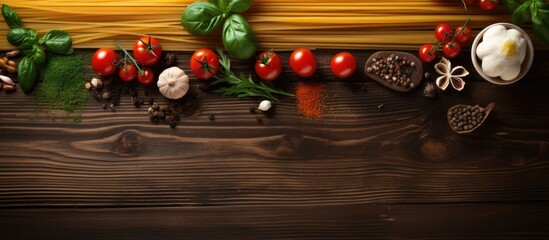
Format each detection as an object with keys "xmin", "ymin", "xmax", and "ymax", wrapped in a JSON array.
[
  {"xmin": 1, "ymin": 203, "xmax": 549, "ymax": 239},
  {"xmin": 1, "ymin": 50, "xmax": 549, "ymax": 238}
]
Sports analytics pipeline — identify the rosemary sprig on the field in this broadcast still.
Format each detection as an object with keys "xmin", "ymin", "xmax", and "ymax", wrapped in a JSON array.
[{"xmin": 211, "ymin": 48, "xmax": 294, "ymax": 102}]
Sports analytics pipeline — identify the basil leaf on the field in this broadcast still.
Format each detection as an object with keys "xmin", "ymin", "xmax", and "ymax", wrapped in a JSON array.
[
  {"xmin": 502, "ymin": 0, "xmax": 522, "ymax": 13},
  {"xmin": 531, "ymin": 3, "xmax": 542, "ymax": 24},
  {"xmin": 19, "ymin": 41, "xmax": 34, "ymax": 55},
  {"xmin": 222, "ymin": 14, "xmax": 257, "ymax": 60},
  {"xmin": 18, "ymin": 56, "xmax": 39, "ymax": 94},
  {"xmin": 7, "ymin": 27, "xmax": 27, "ymax": 46},
  {"xmin": 512, "ymin": 3, "xmax": 530, "ymax": 26},
  {"xmin": 228, "ymin": 0, "xmax": 253, "ymax": 13},
  {"xmin": 1, "ymin": 4, "xmax": 22, "ymax": 29},
  {"xmin": 181, "ymin": 2, "xmax": 225, "ymax": 35},
  {"xmin": 19, "ymin": 44, "xmax": 46, "ymax": 65},
  {"xmin": 21, "ymin": 44, "xmax": 46, "ymax": 64},
  {"xmin": 25, "ymin": 28, "xmax": 38, "ymax": 43},
  {"xmin": 534, "ymin": 0, "xmax": 548, "ymax": 9},
  {"xmin": 39, "ymin": 30, "xmax": 73, "ymax": 55},
  {"xmin": 532, "ymin": 14, "xmax": 549, "ymax": 43}
]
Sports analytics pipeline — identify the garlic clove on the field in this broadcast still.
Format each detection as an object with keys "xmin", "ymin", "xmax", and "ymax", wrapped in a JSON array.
[
  {"xmin": 91, "ymin": 78, "xmax": 103, "ymax": 89},
  {"xmin": 447, "ymin": 102, "xmax": 495, "ymax": 134},
  {"xmin": 0, "ymin": 75, "xmax": 15, "ymax": 85},
  {"xmin": 258, "ymin": 100, "xmax": 272, "ymax": 112}
]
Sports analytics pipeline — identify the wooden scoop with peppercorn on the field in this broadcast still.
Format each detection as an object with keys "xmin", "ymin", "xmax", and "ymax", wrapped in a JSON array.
[
  {"xmin": 447, "ymin": 102, "xmax": 495, "ymax": 134},
  {"xmin": 365, "ymin": 51, "xmax": 423, "ymax": 92}
]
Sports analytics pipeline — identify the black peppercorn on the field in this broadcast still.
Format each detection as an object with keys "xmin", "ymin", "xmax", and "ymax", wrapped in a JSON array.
[{"xmin": 165, "ymin": 53, "xmax": 177, "ymax": 67}]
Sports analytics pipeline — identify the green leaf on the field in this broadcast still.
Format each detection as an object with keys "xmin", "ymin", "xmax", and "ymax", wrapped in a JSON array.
[
  {"xmin": 227, "ymin": 0, "xmax": 253, "ymax": 13},
  {"xmin": 222, "ymin": 14, "xmax": 257, "ymax": 60},
  {"xmin": 513, "ymin": 3, "xmax": 531, "ymax": 26},
  {"xmin": 502, "ymin": 0, "xmax": 522, "ymax": 13},
  {"xmin": 6, "ymin": 27, "xmax": 27, "ymax": 46},
  {"xmin": 1, "ymin": 4, "xmax": 22, "ymax": 28},
  {"xmin": 18, "ymin": 56, "xmax": 39, "ymax": 94},
  {"xmin": 181, "ymin": 2, "xmax": 225, "ymax": 35},
  {"xmin": 40, "ymin": 30, "xmax": 73, "ymax": 55},
  {"xmin": 532, "ymin": 14, "xmax": 549, "ymax": 43},
  {"xmin": 27, "ymin": 45, "xmax": 46, "ymax": 65}
]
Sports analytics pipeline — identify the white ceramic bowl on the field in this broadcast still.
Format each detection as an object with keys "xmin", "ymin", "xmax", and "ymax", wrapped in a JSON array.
[{"xmin": 470, "ymin": 22, "xmax": 534, "ymax": 85}]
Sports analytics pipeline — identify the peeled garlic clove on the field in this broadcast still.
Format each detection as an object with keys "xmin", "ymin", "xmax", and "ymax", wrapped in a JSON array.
[
  {"xmin": 91, "ymin": 78, "xmax": 103, "ymax": 89},
  {"xmin": 0, "ymin": 75, "xmax": 15, "ymax": 85},
  {"xmin": 447, "ymin": 102, "xmax": 495, "ymax": 134},
  {"xmin": 258, "ymin": 100, "xmax": 272, "ymax": 112}
]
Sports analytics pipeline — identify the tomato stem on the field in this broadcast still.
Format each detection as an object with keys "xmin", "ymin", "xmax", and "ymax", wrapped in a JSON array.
[
  {"xmin": 451, "ymin": 18, "xmax": 470, "ymax": 43},
  {"xmin": 114, "ymin": 40, "xmax": 144, "ymax": 75}
]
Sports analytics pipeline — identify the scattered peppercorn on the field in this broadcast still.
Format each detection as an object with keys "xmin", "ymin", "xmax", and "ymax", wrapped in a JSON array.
[
  {"xmin": 165, "ymin": 53, "xmax": 177, "ymax": 67},
  {"xmin": 256, "ymin": 116, "xmax": 263, "ymax": 123},
  {"xmin": 250, "ymin": 106, "xmax": 257, "ymax": 113},
  {"xmin": 209, "ymin": 114, "xmax": 216, "ymax": 121}
]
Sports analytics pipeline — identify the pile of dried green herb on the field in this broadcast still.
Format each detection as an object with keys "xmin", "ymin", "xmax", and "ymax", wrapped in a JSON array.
[{"xmin": 34, "ymin": 54, "xmax": 87, "ymax": 123}]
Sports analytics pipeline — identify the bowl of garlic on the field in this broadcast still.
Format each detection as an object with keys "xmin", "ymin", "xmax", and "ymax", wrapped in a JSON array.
[{"xmin": 471, "ymin": 23, "xmax": 534, "ymax": 85}]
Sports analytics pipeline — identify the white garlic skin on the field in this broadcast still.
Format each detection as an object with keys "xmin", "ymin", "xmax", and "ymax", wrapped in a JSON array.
[{"xmin": 258, "ymin": 100, "xmax": 272, "ymax": 112}]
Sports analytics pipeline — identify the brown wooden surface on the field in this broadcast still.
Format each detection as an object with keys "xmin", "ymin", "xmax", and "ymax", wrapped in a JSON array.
[{"xmin": 1, "ymin": 49, "xmax": 549, "ymax": 239}]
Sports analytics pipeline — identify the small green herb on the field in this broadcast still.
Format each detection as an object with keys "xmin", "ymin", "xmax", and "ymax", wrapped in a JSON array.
[
  {"xmin": 35, "ymin": 54, "xmax": 88, "ymax": 123},
  {"xmin": 1, "ymin": 4, "xmax": 74, "ymax": 94},
  {"xmin": 211, "ymin": 48, "xmax": 294, "ymax": 101},
  {"xmin": 504, "ymin": 0, "xmax": 549, "ymax": 43}
]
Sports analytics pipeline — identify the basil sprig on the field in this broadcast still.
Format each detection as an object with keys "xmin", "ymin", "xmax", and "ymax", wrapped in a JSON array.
[
  {"xmin": 503, "ymin": 0, "xmax": 549, "ymax": 43},
  {"xmin": 1, "ymin": 4, "xmax": 74, "ymax": 93},
  {"xmin": 181, "ymin": 0, "xmax": 257, "ymax": 60}
]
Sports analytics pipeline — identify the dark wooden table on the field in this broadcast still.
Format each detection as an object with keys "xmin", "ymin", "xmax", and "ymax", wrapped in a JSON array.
[{"xmin": 1, "ymin": 49, "xmax": 549, "ymax": 239}]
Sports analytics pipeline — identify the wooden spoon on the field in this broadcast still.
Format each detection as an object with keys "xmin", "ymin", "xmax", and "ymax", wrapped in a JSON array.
[
  {"xmin": 364, "ymin": 51, "xmax": 423, "ymax": 92},
  {"xmin": 447, "ymin": 102, "xmax": 495, "ymax": 134}
]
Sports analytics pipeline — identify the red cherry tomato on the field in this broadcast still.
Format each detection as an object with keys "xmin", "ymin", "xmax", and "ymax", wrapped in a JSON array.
[
  {"xmin": 289, "ymin": 48, "xmax": 317, "ymax": 78},
  {"xmin": 190, "ymin": 48, "xmax": 220, "ymax": 80},
  {"xmin": 479, "ymin": 0, "xmax": 499, "ymax": 11},
  {"xmin": 419, "ymin": 44, "xmax": 437, "ymax": 63},
  {"xmin": 330, "ymin": 52, "xmax": 357, "ymax": 79},
  {"xmin": 455, "ymin": 25, "xmax": 472, "ymax": 44},
  {"xmin": 119, "ymin": 63, "xmax": 137, "ymax": 82},
  {"xmin": 133, "ymin": 36, "xmax": 162, "ymax": 66},
  {"xmin": 255, "ymin": 51, "xmax": 282, "ymax": 81},
  {"xmin": 434, "ymin": 23, "xmax": 454, "ymax": 43},
  {"xmin": 443, "ymin": 41, "xmax": 462, "ymax": 59},
  {"xmin": 92, "ymin": 48, "xmax": 119, "ymax": 76},
  {"xmin": 138, "ymin": 68, "xmax": 155, "ymax": 85}
]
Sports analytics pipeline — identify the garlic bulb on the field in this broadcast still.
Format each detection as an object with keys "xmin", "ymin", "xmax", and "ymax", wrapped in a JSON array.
[
  {"xmin": 157, "ymin": 67, "xmax": 189, "ymax": 99},
  {"xmin": 476, "ymin": 25, "xmax": 527, "ymax": 81}
]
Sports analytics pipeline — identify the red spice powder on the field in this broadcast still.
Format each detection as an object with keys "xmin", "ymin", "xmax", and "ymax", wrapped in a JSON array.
[{"xmin": 296, "ymin": 81, "xmax": 326, "ymax": 118}]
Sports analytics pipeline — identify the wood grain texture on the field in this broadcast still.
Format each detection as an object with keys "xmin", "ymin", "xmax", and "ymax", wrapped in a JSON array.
[
  {"xmin": 1, "ymin": 203, "xmax": 549, "ymax": 240},
  {"xmin": 1, "ymin": 50, "xmax": 549, "ymax": 238}
]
